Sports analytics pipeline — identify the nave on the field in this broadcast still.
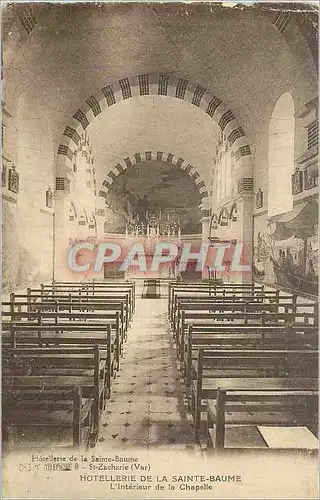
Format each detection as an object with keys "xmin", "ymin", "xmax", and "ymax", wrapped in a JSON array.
[
  {"xmin": 2, "ymin": 279, "xmax": 318, "ymax": 454},
  {"xmin": 2, "ymin": 4, "xmax": 319, "ymax": 497},
  {"xmin": 94, "ymin": 298, "xmax": 197, "ymax": 451}
]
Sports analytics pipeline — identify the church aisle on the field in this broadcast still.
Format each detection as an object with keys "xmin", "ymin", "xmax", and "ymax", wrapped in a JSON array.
[{"xmin": 95, "ymin": 299, "xmax": 199, "ymax": 451}]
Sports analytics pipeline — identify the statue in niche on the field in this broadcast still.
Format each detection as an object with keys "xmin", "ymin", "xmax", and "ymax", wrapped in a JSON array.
[
  {"xmin": 136, "ymin": 194, "xmax": 150, "ymax": 222},
  {"xmin": 8, "ymin": 167, "xmax": 19, "ymax": 193},
  {"xmin": 46, "ymin": 187, "xmax": 53, "ymax": 208},
  {"xmin": 122, "ymin": 190, "xmax": 152, "ymax": 223}
]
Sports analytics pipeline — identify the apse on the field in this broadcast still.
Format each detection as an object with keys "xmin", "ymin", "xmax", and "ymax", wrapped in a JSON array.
[{"xmin": 103, "ymin": 160, "xmax": 202, "ymax": 235}]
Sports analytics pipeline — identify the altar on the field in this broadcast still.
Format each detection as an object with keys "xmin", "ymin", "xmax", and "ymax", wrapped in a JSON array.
[{"xmin": 124, "ymin": 211, "xmax": 181, "ymax": 280}]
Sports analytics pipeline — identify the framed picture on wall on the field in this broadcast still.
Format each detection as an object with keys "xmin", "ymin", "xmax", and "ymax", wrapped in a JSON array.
[
  {"xmin": 45, "ymin": 187, "xmax": 53, "ymax": 208},
  {"xmin": 256, "ymin": 189, "xmax": 263, "ymax": 209},
  {"xmin": 8, "ymin": 168, "xmax": 19, "ymax": 193},
  {"xmin": 291, "ymin": 170, "xmax": 303, "ymax": 195}
]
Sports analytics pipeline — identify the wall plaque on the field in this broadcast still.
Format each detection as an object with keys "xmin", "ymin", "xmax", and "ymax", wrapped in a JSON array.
[
  {"xmin": 8, "ymin": 168, "xmax": 19, "ymax": 193},
  {"xmin": 291, "ymin": 170, "xmax": 303, "ymax": 195},
  {"xmin": 256, "ymin": 188, "xmax": 263, "ymax": 209},
  {"xmin": 45, "ymin": 187, "xmax": 53, "ymax": 208}
]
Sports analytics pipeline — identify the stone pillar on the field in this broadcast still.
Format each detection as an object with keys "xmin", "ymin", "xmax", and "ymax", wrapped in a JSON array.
[
  {"xmin": 236, "ymin": 193, "xmax": 254, "ymax": 283},
  {"xmin": 54, "ymin": 185, "xmax": 74, "ymax": 281},
  {"xmin": 201, "ymin": 215, "xmax": 210, "ymax": 278},
  {"xmin": 95, "ymin": 210, "xmax": 106, "ymax": 241}
]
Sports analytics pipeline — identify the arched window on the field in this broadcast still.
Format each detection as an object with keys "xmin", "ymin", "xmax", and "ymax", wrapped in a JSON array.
[{"xmin": 268, "ymin": 93, "xmax": 295, "ymax": 217}]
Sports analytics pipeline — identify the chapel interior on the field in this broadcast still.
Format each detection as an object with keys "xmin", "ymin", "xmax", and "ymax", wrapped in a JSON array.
[{"xmin": 2, "ymin": 2, "xmax": 319, "ymax": 463}]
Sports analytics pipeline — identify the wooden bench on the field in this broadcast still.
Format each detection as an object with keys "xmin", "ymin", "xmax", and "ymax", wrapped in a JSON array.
[
  {"xmin": 48, "ymin": 280, "xmax": 135, "ymax": 298},
  {"xmin": 168, "ymin": 282, "xmax": 267, "ymax": 318},
  {"xmin": 3, "ymin": 307, "xmax": 124, "ymax": 350},
  {"xmin": 3, "ymin": 345, "xmax": 105, "ymax": 445},
  {"xmin": 175, "ymin": 299, "xmax": 317, "ymax": 344},
  {"xmin": 169, "ymin": 289, "xmax": 287, "ymax": 325},
  {"xmin": 2, "ymin": 323, "xmax": 116, "ymax": 394},
  {"xmin": 183, "ymin": 324, "xmax": 318, "ymax": 384},
  {"xmin": 20, "ymin": 289, "xmax": 132, "ymax": 328},
  {"xmin": 41, "ymin": 281, "xmax": 135, "ymax": 315},
  {"xmin": 4, "ymin": 296, "xmax": 128, "ymax": 342},
  {"xmin": 5, "ymin": 293, "xmax": 130, "ymax": 332},
  {"xmin": 190, "ymin": 348, "xmax": 318, "ymax": 438},
  {"xmin": 3, "ymin": 385, "xmax": 93, "ymax": 450},
  {"xmin": 206, "ymin": 388, "xmax": 318, "ymax": 450},
  {"xmin": 23, "ymin": 289, "xmax": 133, "ymax": 320},
  {"xmin": 176, "ymin": 309, "xmax": 317, "ymax": 363},
  {"xmin": 171, "ymin": 294, "xmax": 298, "ymax": 332},
  {"xmin": 173, "ymin": 298, "xmax": 311, "ymax": 342}
]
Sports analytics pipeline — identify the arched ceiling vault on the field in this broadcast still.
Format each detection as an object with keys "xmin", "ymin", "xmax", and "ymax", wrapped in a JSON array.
[
  {"xmin": 98, "ymin": 150, "xmax": 210, "ymax": 216},
  {"xmin": 57, "ymin": 73, "xmax": 253, "ymax": 180},
  {"xmin": 3, "ymin": 3, "xmax": 317, "ymax": 150}
]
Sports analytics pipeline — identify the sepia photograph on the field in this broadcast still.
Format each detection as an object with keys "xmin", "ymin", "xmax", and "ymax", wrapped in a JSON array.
[{"xmin": 1, "ymin": 1, "xmax": 319, "ymax": 498}]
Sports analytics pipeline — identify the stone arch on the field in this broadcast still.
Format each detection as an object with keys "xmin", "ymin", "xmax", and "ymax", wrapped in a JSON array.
[
  {"xmin": 97, "ymin": 150, "xmax": 211, "ymax": 217},
  {"xmin": 68, "ymin": 202, "xmax": 77, "ymax": 221},
  {"xmin": 218, "ymin": 207, "xmax": 229, "ymax": 227},
  {"xmin": 230, "ymin": 202, "xmax": 238, "ymax": 222},
  {"xmin": 268, "ymin": 92, "xmax": 295, "ymax": 218},
  {"xmin": 56, "ymin": 73, "xmax": 253, "ymax": 179}
]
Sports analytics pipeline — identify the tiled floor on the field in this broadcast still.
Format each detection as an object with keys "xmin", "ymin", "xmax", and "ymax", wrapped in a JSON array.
[{"xmin": 95, "ymin": 298, "xmax": 199, "ymax": 451}]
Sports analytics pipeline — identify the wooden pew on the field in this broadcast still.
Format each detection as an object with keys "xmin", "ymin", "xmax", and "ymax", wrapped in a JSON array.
[
  {"xmin": 23, "ymin": 289, "xmax": 132, "ymax": 328},
  {"xmin": 174, "ymin": 298, "xmax": 316, "ymax": 332},
  {"xmin": 169, "ymin": 281, "xmax": 266, "ymax": 306},
  {"xmin": 206, "ymin": 388, "xmax": 318, "ymax": 451},
  {"xmin": 3, "ymin": 385, "xmax": 93, "ymax": 450},
  {"xmin": 3, "ymin": 296, "xmax": 128, "ymax": 342},
  {"xmin": 3, "ymin": 345, "xmax": 105, "ymax": 444},
  {"xmin": 4, "ymin": 294, "xmax": 130, "ymax": 335},
  {"xmin": 23, "ymin": 288, "xmax": 132, "ymax": 324},
  {"xmin": 171, "ymin": 293, "xmax": 297, "ymax": 329},
  {"xmin": 168, "ymin": 282, "xmax": 267, "ymax": 319},
  {"xmin": 170, "ymin": 291, "xmax": 296, "ymax": 328},
  {"xmin": 190, "ymin": 348, "xmax": 318, "ymax": 438},
  {"xmin": 172, "ymin": 297, "xmax": 307, "ymax": 341},
  {"xmin": 2, "ymin": 323, "xmax": 115, "ymax": 394},
  {"xmin": 48, "ymin": 280, "xmax": 135, "ymax": 296},
  {"xmin": 183, "ymin": 324, "xmax": 318, "ymax": 385},
  {"xmin": 177, "ymin": 308, "xmax": 317, "ymax": 362},
  {"xmin": 41, "ymin": 281, "xmax": 135, "ymax": 315},
  {"xmin": 2, "ymin": 307, "xmax": 123, "ymax": 353}
]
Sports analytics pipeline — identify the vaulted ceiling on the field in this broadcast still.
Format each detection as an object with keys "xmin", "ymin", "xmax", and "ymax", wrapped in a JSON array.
[
  {"xmin": 3, "ymin": 3, "xmax": 318, "ymax": 186},
  {"xmin": 88, "ymin": 95, "xmax": 220, "ymax": 189}
]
